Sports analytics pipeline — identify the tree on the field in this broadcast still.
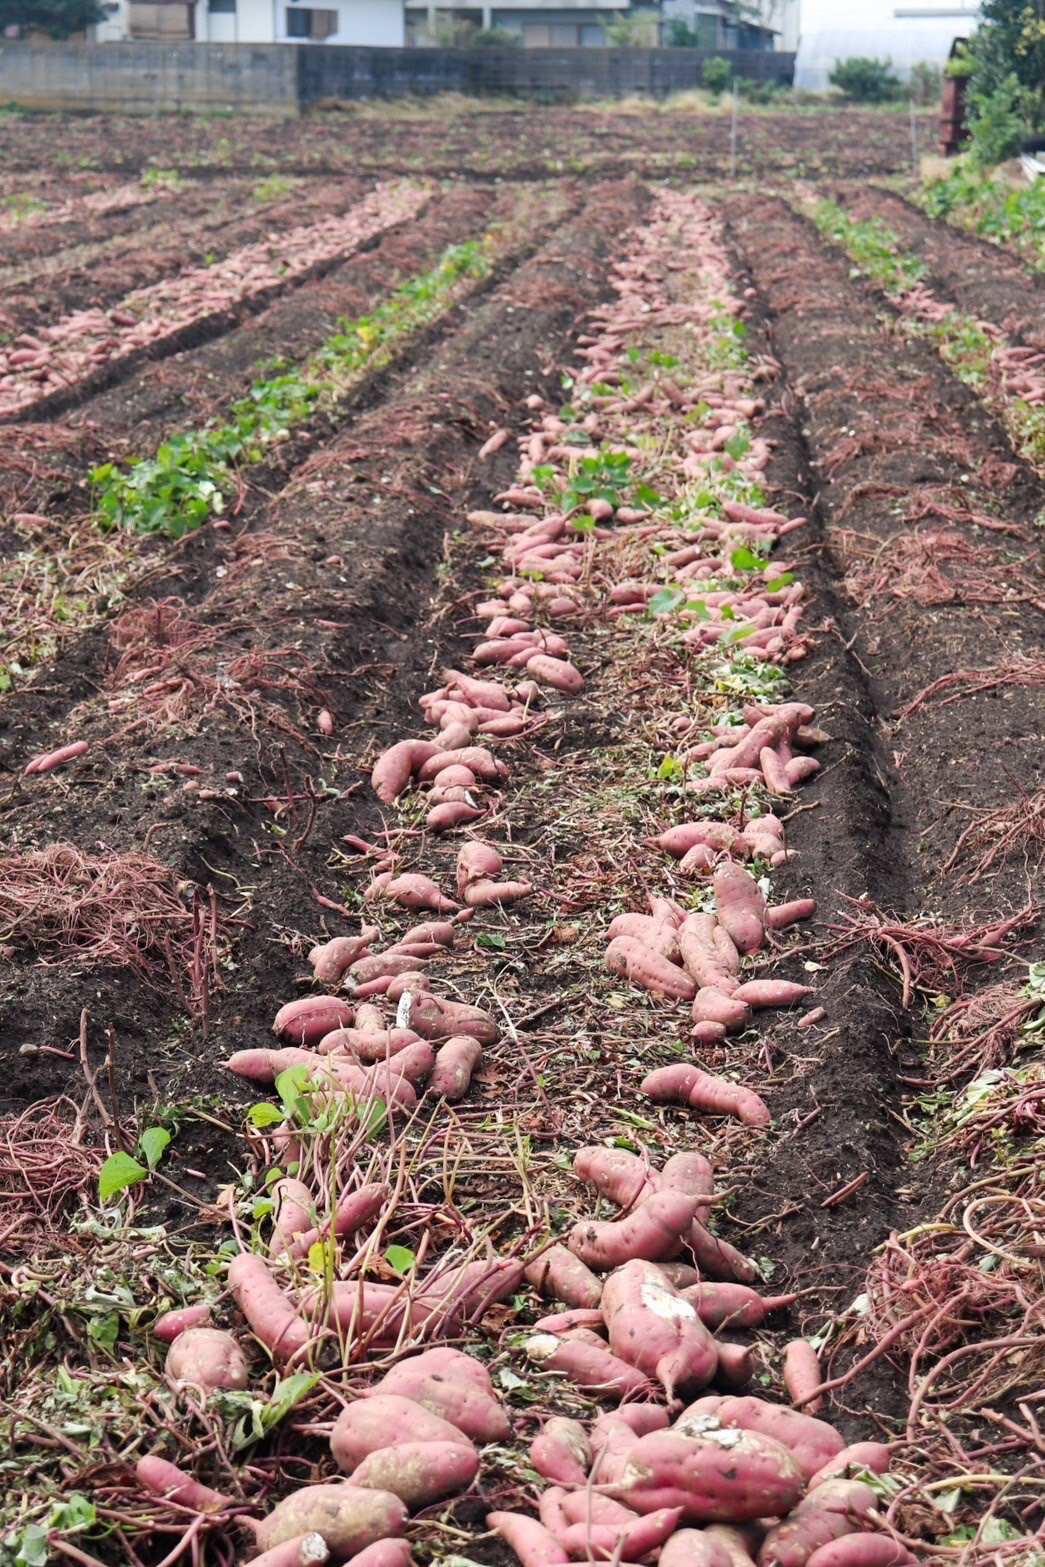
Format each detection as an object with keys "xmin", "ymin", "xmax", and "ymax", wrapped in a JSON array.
[
  {"xmin": 0, "ymin": 0, "xmax": 107, "ymax": 36},
  {"xmin": 970, "ymin": 0, "xmax": 1045, "ymax": 112}
]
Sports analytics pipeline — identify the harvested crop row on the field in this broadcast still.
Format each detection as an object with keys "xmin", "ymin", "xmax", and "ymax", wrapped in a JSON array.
[
  {"xmin": 725, "ymin": 191, "xmax": 1044, "ymax": 1553},
  {"xmin": 0, "ymin": 179, "xmax": 426, "ymax": 418},
  {"xmin": 0, "ymin": 174, "xmax": 366, "ymax": 340}
]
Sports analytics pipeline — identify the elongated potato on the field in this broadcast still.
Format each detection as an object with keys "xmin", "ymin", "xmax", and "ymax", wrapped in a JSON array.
[
  {"xmin": 374, "ymin": 1358, "xmax": 509, "ymax": 1443},
  {"xmin": 487, "ymin": 1511, "xmax": 569, "ymax": 1567},
  {"xmin": 525, "ymin": 1333, "xmax": 650, "ymax": 1396},
  {"xmin": 758, "ymin": 1480, "xmax": 877, "ymax": 1567},
  {"xmin": 273, "ymin": 996, "xmax": 354, "ymax": 1046},
  {"xmin": 568, "ymin": 1189, "xmax": 699, "ymax": 1267},
  {"xmin": 349, "ymin": 1441, "xmax": 478, "ymax": 1511},
  {"xmin": 525, "ymin": 1244, "xmax": 604, "ymax": 1309},
  {"xmin": 530, "ymin": 1417, "xmax": 592, "ymax": 1486},
  {"xmin": 428, "ymin": 1034, "xmax": 482, "ymax": 1100},
  {"xmin": 661, "ymin": 1529, "xmax": 734, "ymax": 1567},
  {"xmin": 601, "ymin": 1259, "xmax": 717, "ymax": 1398}
]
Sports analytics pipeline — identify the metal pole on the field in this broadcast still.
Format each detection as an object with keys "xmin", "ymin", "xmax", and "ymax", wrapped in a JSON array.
[
  {"xmin": 910, "ymin": 98, "xmax": 919, "ymax": 173},
  {"xmin": 729, "ymin": 77, "xmax": 739, "ymax": 180}
]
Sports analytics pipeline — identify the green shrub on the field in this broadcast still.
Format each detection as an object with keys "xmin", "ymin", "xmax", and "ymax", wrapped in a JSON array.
[
  {"xmin": 828, "ymin": 57, "xmax": 902, "ymax": 103},
  {"xmin": 701, "ymin": 57, "xmax": 732, "ymax": 97},
  {"xmin": 908, "ymin": 61, "xmax": 942, "ymax": 104},
  {"xmin": 968, "ymin": 73, "xmax": 1030, "ymax": 166}
]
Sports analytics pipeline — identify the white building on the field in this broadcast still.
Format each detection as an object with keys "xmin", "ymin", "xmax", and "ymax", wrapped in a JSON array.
[
  {"xmin": 94, "ymin": 0, "xmax": 404, "ymax": 44},
  {"xmin": 794, "ymin": 0, "xmax": 980, "ymax": 88}
]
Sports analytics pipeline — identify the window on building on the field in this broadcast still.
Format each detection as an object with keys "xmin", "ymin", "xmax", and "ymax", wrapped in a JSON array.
[
  {"xmin": 549, "ymin": 23, "xmax": 581, "ymax": 45},
  {"xmin": 286, "ymin": 5, "xmax": 338, "ymax": 38},
  {"xmin": 579, "ymin": 25, "xmax": 604, "ymax": 47},
  {"xmin": 210, "ymin": 0, "xmax": 236, "ymax": 12}
]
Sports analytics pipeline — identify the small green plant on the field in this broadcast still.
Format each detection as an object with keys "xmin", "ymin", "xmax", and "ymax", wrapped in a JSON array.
[
  {"xmin": 252, "ymin": 172, "xmax": 293, "ymax": 203},
  {"xmin": 828, "ymin": 57, "xmax": 901, "ymax": 103},
  {"xmin": 701, "ymin": 57, "xmax": 732, "ymax": 98},
  {"xmin": 98, "ymin": 1126, "xmax": 173, "ymax": 1204},
  {"xmin": 812, "ymin": 200, "xmax": 926, "ymax": 292},
  {"xmin": 141, "ymin": 166, "xmax": 181, "ymax": 191}
]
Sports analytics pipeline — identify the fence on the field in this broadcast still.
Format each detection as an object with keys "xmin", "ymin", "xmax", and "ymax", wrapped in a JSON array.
[{"xmin": 0, "ymin": 41, "xmax": 795, "ymax": 115}]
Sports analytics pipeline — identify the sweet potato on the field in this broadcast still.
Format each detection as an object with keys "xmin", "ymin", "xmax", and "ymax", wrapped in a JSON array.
[
  {"xmin": 607, "ymin": 914, "xmax": 681, "ymax": 961},
  {"xmin": 660, "ymin": 1529, "xmax": 734, "ymax": 1567},
  {"xmin": 402, "ymin": 992, "xmax": 498, "ymax": 1044},
  {"xmin": 611, "ymin": 1425, "xmax": 805, "ymax": 1521},
  {"xmin": 165, "ymin": 1328, "xmax": 248, "ymax": 1395},
  {"xmin": 681, "ymin": 1283, "xmax": 797, "ymax": 1331},
  {"xmin": 558, "ymin": 1494, "xmax": 636, "ymax": 1528},
  {"xmin": 353, "ymin": 1003, "xmax": 389, "ymax": 1033},
  {"xmin": 784, "ymin": 1340, "xmax": 824, "ymax": 1413},
  {"xmin": 487, "ymin": 1511, "xmax": 570, "ymax": 1567},
  {"xmin": 135, "ymin": 1454, "xmax": 231, "ymax": 1512},
  {"xmin": 428, "ymin": 801, "xmax": 483, "ymax": 831},
  {"xmin": 408, "ymin": 1345, "xmax": 497, "ymax": 1395},
  {"xmin": 677, "ymin": 1396, "xmax": 845, "ymax": 1480},
  {"xmin": 590, "ymin": 1414, "xmax": 658, "ymax": 1483},
  {"xmin": 758, "ymin": 1480, "xmax": 877, "ymax": 1567},
  {"xmin": 428, "ymin": 1034, "xmax": 482, "ymax": 1100},
  {"xmin": 377, "ymin": 874, "xmax": 458, "ymax": 913},
  {"xmin": 348, "ymin": 953, "xmax": 428, "ymax": 988},
  {"xmin": 525, "ymin": 1332, "xmax": 650, "ymax": 1396},
  {"xmin": 569, "ymin": 1189, "xmax": 699, "ymax": 1267},
  {"xmin": 525, "ymin": 1244, "xmax": 604, "ymax": 1310},
  {"xmin": 152, "ymin": 1303, "xmax": 212, "ymax": 1343},
  {"xmin": 534, "ymin": 1307, "xmax": 605, "ymax": 1332},
  {"xmin": 269, "ymin": 1177, "xmax": 314, "ymax": 1255},
  {"xmin": 732, "ymin": 980, "xmax": 811, "ymax": 1010},
  {"xmin": 24, "ymin": 740, "xmax": 89, "ymax": 776},
  {"xmin": 693, "ymin": 986, "xmax": 751, "ymax": 1032},
  {"xmin": 560, "ymin": 1508, "xmax": 682, "ymax": 1560},
  {"xmin": 465, "ymin": 877, "xmax": 533, "ymax": 907},
  {"xmin": 712, "ymin": 864, "xmax": 766, "ymax": 955},
  {"xmin": 286, "ymin": 1183, "xmax": 389, "ymax": 1261},
  {"xmin": 250, "ymin": 1535, "xmax": 331, "ymax": 1567},
  {"xmin": 530, "ymin": 1417, "xmax": 592, "ymax": 1486},
  {"xmin": 804, "ymin": 1542, "xmax": 916, "ymax": 1567},
  {"xmin": 678, "ymin": 915, "xmax": 738, "ymax": 992},
  {"xmin": 526, "ymin": 653, "xmax": 584, "ymax": 692},
  {"xmin": 349, "ymin": 1441, "xmax": 477, "ymax": 1511},
  {"xmin": 310, "ymin": 933, "xmax": 377, "ymax": 986},
  {"xmin": 767, "ymin": 899, "xmax": 816, "ymax": 932},
  {"xmin": 320, "ymin": 1027, "xmax": 419, "ymax": 1060},
  {"xmin": 660, "ymin": 1150, "xmax": 714, "ymax": 1223},
  {"xmin": 227, "ymin": 1252, "xmax": 310, "ymax": 1362},
  {"xmin": 705, "ymin": 1528, "xmax": 760, "ymax": 1567},
  {"xmin": 418, "ymin": 745, "xmax": 505, "ymax": 781},
  {"xmin": 274, "ymin": 996, "xmax": 354, "ymax": 1046},
  {"xmin": 640, "ymin": 1064, "xmax": 771, "ymax": 1130},
  {"xmin": 456, "ymin": 841, "xmax": 503, "ymax": 888},
  {"xmin": 601, "ymin": 1259, "xmax": 718, "ymax": 1398},
  {"xmin": 332, "ymin": 1395, "xmax": 474, "ymax": 1473},
  {"xmin": 253, "ymin": 1484, "xmax": 407, "ymax": 1560},
  {"xmin": 714, "ymin": 1341, "xmax": 755, "ymax": 1391},
  {"xmin": 688, "ymin": 1219, "xmax": 759, "ymax": 1285},
  {"xmin": 573, "ymin": 1146, "xmax": 657, "ymax": 1210},
  {"xmin": 374, "ymin": 1356, "xmax": 509, "ymax": 1443},
  {"xmin": 371, "ymin": 740, "xmax": 439, "ymax": 804},
  {"xmin": 808, "ymin": 1444, "xmax": 891, "ymax": 1489},
  {"xmin": 605, "ymin": 937, "xmax": 697, "ymax": 1001}
]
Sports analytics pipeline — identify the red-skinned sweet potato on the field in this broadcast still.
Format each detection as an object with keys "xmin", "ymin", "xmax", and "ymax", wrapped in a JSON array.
[
  {"xmin": 402, "ymin": 992, "xmax": 498, "ymax": 1044},
  {"xmin": 332, "ymin": 1395, "xmax": 474, "ymax": 1473},
  {"xmin": 250, "ymin": 1535, "xmax": 332, "ymax": 1567},
  {"xmin": 606, "ymin": 937, "xmax": 696, "ymax": 1000},
  {"xmin": 808, "ymin": 1444, "xmax": 891, "ymax": 1489},
  {"xmin": 680, "ymin": 1283, "xmax": 798, "ymax": 1331},
  {"xmin": 525, "ymin": 1245, "xmax": 604, "ymax": 1310},
  {"xmin": 152, "ymin": 1302, "xmax": 212, "ymax": 1343},
  {"xmin": 286, "ymin": 1183, "xmax": 388, "ymax": 1261},
  {"xmin": 273, "ymin": 996, "xmax": 354, "ymax": 1046},
  {"xmin": 758, "ymin": 1480, "xmax": 877, "ymax": 1567},
  {"xmin": 677, "ymin": 1396, "xmax": 845, "ymax": 1480},
  {"xmin": 660, "ymin": 1529, "xmax": 734, "ymax": 1567},
  {"xmin": 601, "ymin": 1259, "xmax": 718, "ymax": 1399},
  {"xmin": 228, "ymin": 1252, "xmax": 311, "ymax": 1362},
  {"xmin": 165, "ymin": 1327, "xmax": 248, "ymax": 1394},
  {"xmin": 348, "ymin": 1441, "xmax": 477, "ymax": 1511},
  {"xmin": 560, "ymin": 1508, "xmax": 682, "ymax": 1560},
  {"xmin": 804, "ymin": 1541, "xmax": 916, "ymax": 1567},
  {"xmin": 343, "ymin": 1543, "xmax": 412, "ymax": 1567},
  {"xmin": 373, "ymin": 1356, "xmax": 509, "ymax": 1443},
  {"xmin": 573, "ymin": 1146, "xmax": 657, "ymax": 1210},
  {"xmin": 525, "ymin": 1333, "xmax": 650, "ymax": 1396},
  {"xmin": 371, "ymin": 740, "xmax": 439, "ymax": 804},
  {"xmin": 310, "ymin": 933, "xmax": 377, "ymax": 986},
  {"xmin": 568, "ymin": 1189, "xmax": 699, "ymax": 1267},
  {"xmin": 712, "ymin": 864, "xmax": 766, "ymax": 955},
  {"xmin": 641, "ymin": 1065, "xmax": 770, "ymax": 1129},
  {"xmin": 428, "ymin": 1034, "xmax": 482, "ymax": 1100},
  {"xmin": 530, "ymin": 1417, "xmax": 592, "ymax": 1486},
  {"xmin": 611, "ymin": 1424, "xmax": 805, "ymax": 1521},
  {"xmin": 784, "ymin": 1339, "xmax": 824, "ymax": 1413},
  {"xmin": 135, "ymin": 1455, "xmax": 231, "ymax": 1512},
  {"xmin": 252, "ymin": 1484, "xmax": 407, "ymax": 1560},
  {"xmin": 487, "ymin": 1511, "xmax": 570, "ymax": 1567}
]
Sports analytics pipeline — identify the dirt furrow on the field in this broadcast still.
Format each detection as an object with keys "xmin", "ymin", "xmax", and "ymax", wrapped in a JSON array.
[{"xmin": 724, "ymin": 193, "xmax": 1045, "ymax": 916}]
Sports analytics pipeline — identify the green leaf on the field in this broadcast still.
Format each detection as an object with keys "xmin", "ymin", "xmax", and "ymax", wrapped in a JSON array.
[
  {"xmin": 12, "ymin": 1525, "xmax": 50, "ymax": 1567},
  {"xmin": 98, "ymin": 1150, "xmax": 148, "ymax": 1203},
  {"xmin": 384, "ymin": 1244, "xmax": 416, "ymax": 1277},
  {"xmin": 648, "ymin": 587, "xmax": 685, "ymax": 616},
  {"xmin": 86, "ymin": 1311, "xmax": 120, "ymax": 1354},
  {"xmin": 139, "ymin": 1126, "xmax": 171, "ymax": 1170},
  {"xmin": 261, "ymin": 1371, "xmax": 321, "ymax": 1434},
  {"xmin": 246, "ymin": 1101, "xmax": 284, "ymax": 1129},
  {"xmin": 657, "ymin": 755, "xmax": 684, "ymax": 780},
  {"xmin": 275, "ymin": 1064, "xmax": 313, "ymax": 1117},
  {"xmin": 730, "ymin": 546, "xmax": 763, "ymax": 573},
  {"xmin": 476, "ymin": 932, "xmax": 506, "ymax": 950},
  {"xmin": 49, "ymin": 1495, "xmax": 96, "ymax": 1534},
  {"xmin": 307, "ymin": 1240, "xmax": 332, "ymax": 1276},
  {"xmin": 636, "ymin": 483, "xmax": 662, "ymax": 508}
]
